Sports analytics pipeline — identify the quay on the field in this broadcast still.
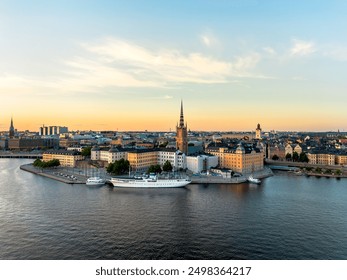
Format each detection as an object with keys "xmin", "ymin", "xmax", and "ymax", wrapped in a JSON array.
[
  {"xmin": 190, "ymin": 167, "xmax": 273, "ymax": 184},
  {"xmin": 20, "ymin": 164, "xmax": 87, "ymax": 184}
]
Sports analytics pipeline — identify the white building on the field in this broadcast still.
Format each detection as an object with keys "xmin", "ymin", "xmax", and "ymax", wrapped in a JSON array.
[
  {"xmin": 91, "ymin": 146, "xmax": 128, "ymax": 163},
  {"xmin": 157, "ymin": 149, "xmax": 186, "ymax": 170},
  {"xmin": 186, "ymin": 155, "xmax": 218, "ymax": 173}
]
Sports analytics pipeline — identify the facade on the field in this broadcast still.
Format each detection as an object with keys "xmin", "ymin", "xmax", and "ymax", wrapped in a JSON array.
[
  {"xmin": 267, "ymin": 144, "xmax": 286, "ymax": 160},
  {"xmin": 336, "ymin": 153, "xmax": 347, "ymax": 165},
  {"xmin": 255, "ymin": 123, "xmax": 262, "ymax": 140},
  {"xmin": 91, "ymin": 147, "xmax": 187, "ymax": 171},
  {"xmin": 206, "ymin": 143, "xmax": 264, "ymax": 174},
  {"xmin": 91, "ymin": 146, "xmax": 128, "ymax": 163},
  {"xmin": 157, "ymin": 149, "xmax": 186, "ymax": 170},
  {"xmin": 42, "ymin": 150, "xmax": 84, "ymax": 167},
  {"xmin": 285, "ymin": 144, "xmax": 302, "ymax": 156},
  {"xmin": 127, "ymin": 149, "xmax": 158, "ymax": 172},
  {"xmin": 176, "ymin": 101, "xmax": 188, "ymax": 155},
  {"xmin": 307, "ymin": 151, "xmax": 335, "ymax": 165},
  {"xmin": 186, "ymin": 155, "xmax": 218, "ymax": 173}
]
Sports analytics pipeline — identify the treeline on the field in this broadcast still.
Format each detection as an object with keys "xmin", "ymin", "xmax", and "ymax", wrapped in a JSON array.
[
  {"xmin": 33, "ymin": 159, "xmax": 60, "ymax": 168},
  {"xmin": 106, "ymin": 159, "xmax": 173, "ymax": 175},
  {"xmin": 272, "ymin": 152, "xmax": 309, "ymax": 162}
]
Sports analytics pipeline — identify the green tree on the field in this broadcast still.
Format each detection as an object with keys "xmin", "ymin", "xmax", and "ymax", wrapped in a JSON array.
[
  {"xmin": 336, "ymin": 169, "xmax": 342, "ymax": 176},
  {"xmin": 299, "ymin": 152, "xmax": 309, "ymax": 163},
  {"xmin": 33, "ymin": 158, "xmax": 60, "ymax": 168},
  {"xmin": 285, "ymin": 153, "xmax": 292, "ymax": 161},
  {"xmin": 107, "ymin": 158, "xmax": 130, "ymax": 175},
  {"xmin": 162, "ymin": 160, "xmax": 173, "ymax": 172},
  {"xmin": 158, "ymin": 141, "xmax": 168, "ymax": 148},
  {"xmin": 147, "ymin": 164, "xmax": 162, "ymax": 174},
  {"xmin": 272, "ymin": 154, "xmax": 279, "ymax": 161},
  {"xmin": 292, "ymin": 151, "xmax": 299, "ymax": 162},
  {"xmin": 81, "ymin": 146, "xmax": 92, "ymax": 157}
]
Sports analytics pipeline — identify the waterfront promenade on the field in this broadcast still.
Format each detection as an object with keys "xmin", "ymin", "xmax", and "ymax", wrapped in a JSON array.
[{"xmin": 265, "ymin": 159, "xmax": 347, "ymax": 178}]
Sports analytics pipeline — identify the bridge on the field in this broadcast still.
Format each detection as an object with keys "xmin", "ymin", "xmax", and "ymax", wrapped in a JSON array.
[{"xmin": 0, "ymin": 153, "xmax": 42, "ymax": 159}]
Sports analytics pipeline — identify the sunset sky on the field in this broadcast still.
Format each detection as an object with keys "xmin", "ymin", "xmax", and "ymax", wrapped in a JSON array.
[{"xmin": 1, "ymin": 0, "xmax": 347, "ymax": 132}]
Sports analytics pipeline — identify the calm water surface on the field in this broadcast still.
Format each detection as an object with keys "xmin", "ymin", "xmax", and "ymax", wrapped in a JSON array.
[{"xmin": 1, "ymin": 159, "xmax": 347, "ymax": 259}]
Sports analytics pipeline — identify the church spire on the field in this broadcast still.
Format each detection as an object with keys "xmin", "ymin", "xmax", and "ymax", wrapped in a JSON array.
[
  {"xmin": 179, "ymin": 100, "xmax": 185, "ymax": 127},
  {"xmin": 9, "ymin": 116, "xmax": 15, "ymax": 138}
]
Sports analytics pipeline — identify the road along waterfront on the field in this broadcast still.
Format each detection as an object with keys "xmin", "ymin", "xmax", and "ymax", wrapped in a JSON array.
[{"xmin": 1, "ymin": 158, "xmax": 347, "ymax": 260}]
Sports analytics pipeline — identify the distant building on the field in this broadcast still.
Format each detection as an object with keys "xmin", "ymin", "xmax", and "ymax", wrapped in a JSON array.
[
  {"xmin": 176, "ymin": 101, "xmax": 188, "ymax": 155},
  {"xmin": 255, "ymin": 123, "xmax": 262, "ymax": 140},
  {"xmin": 40, "ymin": 125, "xmax": 68, "ymax": 136},
  {"xmin": 206, "ymin": 143, "xmax": 264, "ymax": 174},
  {"xmin": 9, "ymin": 117, "xmax": 15, "ymax": 138},
  {"xmin": 42, "ymin": 150, "xmax": 84, "ymax": 167},
  {"xmin": 8, "ymin": 137, "xmax": 58, "ymax": 151}
]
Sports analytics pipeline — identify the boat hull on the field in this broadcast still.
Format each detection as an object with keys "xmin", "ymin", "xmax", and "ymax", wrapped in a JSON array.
[{"xmin": 110, "ymin": 178, "xmax": 191, "ymax": 188}]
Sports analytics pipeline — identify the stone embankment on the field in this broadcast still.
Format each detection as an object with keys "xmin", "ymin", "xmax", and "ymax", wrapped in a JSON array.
[
  {"xmin": 191, "ymin": 167, "xmax": 273, "ymax": 184},
  {"xmin": 20, "ymin": 164, "xmax": 87, "ymax": 184}
]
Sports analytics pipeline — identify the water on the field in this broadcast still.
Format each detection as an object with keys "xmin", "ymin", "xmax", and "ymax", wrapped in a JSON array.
[{"xmin": 1, "ymin": 159, "xmax": 347, "ymax": 260}]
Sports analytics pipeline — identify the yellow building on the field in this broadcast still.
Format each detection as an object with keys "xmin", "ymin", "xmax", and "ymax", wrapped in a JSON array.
[
  {"xmin": 307, "ymin": 152, "xmax": 335, "ymax": 165},
  {"xmin": 206, "ymin": 144, "xmax": 264, "ymax": 174},
  {"xmin": 43, "ymin": 150, "xmax": 84, "ymax": 167},
  {"xmin": 336, "ymin": 154, "xmax": 347, "ymax": 165},
  {"xmin": 127, "ymin": 149, "xmax": 159, "ymax": 172}
]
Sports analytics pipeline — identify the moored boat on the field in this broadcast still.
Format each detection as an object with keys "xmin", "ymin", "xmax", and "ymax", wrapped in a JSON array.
[
  {"xmin": 86, "ymin": 177, "xmax": 105, "ymax": 186},
  {"xmin": 248, "ymin": 175, "xmax": 261, "ymax": 184},
  {"xmin": 110, "ymin": 173, "xmax": 191, "ymax": 188}
]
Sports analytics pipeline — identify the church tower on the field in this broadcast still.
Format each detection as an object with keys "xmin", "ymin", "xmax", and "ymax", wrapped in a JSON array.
[
  {"xmin": 176, "ymin": 101, "xmax": 188, "ymax": 154},
  {"xmin": 9, "ymin": 117, "xmax": 15, "ymax": 138},
  {"xmin": 255, "ymin": 123, "xmax": 262, "ymax": 140}
]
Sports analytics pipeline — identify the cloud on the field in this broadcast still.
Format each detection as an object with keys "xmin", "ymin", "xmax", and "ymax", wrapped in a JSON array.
[
  {"xmin": 290, "ymin": 39, "xmax": 316, "ymax": 56},
  {"xmin": 68, "ymin": 38, "xmax": 264, "ymax": 86},
  {"xmin": 263, "ymin": 47, "xmax": 276, "ymax": 55},
  {"xmin": 201, "ymin": 35, "xmax": 212, "ymax": 47},
  {"xmin": 0, "ymin": 37, "xmax": 265, "ymax": 95}
]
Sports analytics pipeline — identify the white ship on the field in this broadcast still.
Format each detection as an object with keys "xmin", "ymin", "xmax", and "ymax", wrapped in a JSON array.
[
  {"xmin": 110, "ymin": 173, "xmax": 191, "ymax": 188},
  {"xmin": 248, "ymin": 175, "xmax": 261, "ymax": 184},
  {"xmin": 86, "ymin": 177, "xmax": 105, "ymax": 186}
]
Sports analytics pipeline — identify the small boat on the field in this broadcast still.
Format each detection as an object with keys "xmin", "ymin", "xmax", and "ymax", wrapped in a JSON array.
[
  {"xmin": 86, "ymin": 177, "xmax": 105, "ymax": 186},
  {"xmin": 248, "ymin": 175, "xmax": 261, "ymax": 184}
]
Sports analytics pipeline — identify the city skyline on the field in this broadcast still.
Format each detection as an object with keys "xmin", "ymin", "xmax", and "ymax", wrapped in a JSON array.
[{"xmin": 1, "ymin": 1, "xmax": 347, "ymax": 131}]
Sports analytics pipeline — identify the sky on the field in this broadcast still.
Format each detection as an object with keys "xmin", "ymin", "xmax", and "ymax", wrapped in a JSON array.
[{"xmin": 1, "ymin": 0, "xmax": 347, "ymax": 132}]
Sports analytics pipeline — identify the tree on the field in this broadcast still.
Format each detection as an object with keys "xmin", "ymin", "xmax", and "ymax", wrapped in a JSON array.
[
  {"xmin": 162, "ymin": 160, "xmax": 173, "ymax": 172},
  {"xmin": 293, "ymin": 151, "xmax": 299, "ymax": 162},
  {"xmin": 81, "ymin": 146, "xmax": 92, "ymax": 157},
  {"xmin": 107, "ymin": 158, "xmax": 130, "ymax": 175},
  {"xmin": 159, "ymin": 141, "xmax": 168, "ymax": 148},
  {"xmin": 285, "ymin": 153, "xmax": 292, "ymax": 161},
  {"xmin": 272, "ymin": 154, "xmax": 279, "ymax": 161},
  {"xmin": 33, "ymin": 158, "xmax": 60, "ymax": 168},
  {"xmin": 147, "ymin": 164, "xmax": 162, "ymax": 174},
  {"xmin": 299, "ymin": 152, "xmax": 309, "ymax": 163}
]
